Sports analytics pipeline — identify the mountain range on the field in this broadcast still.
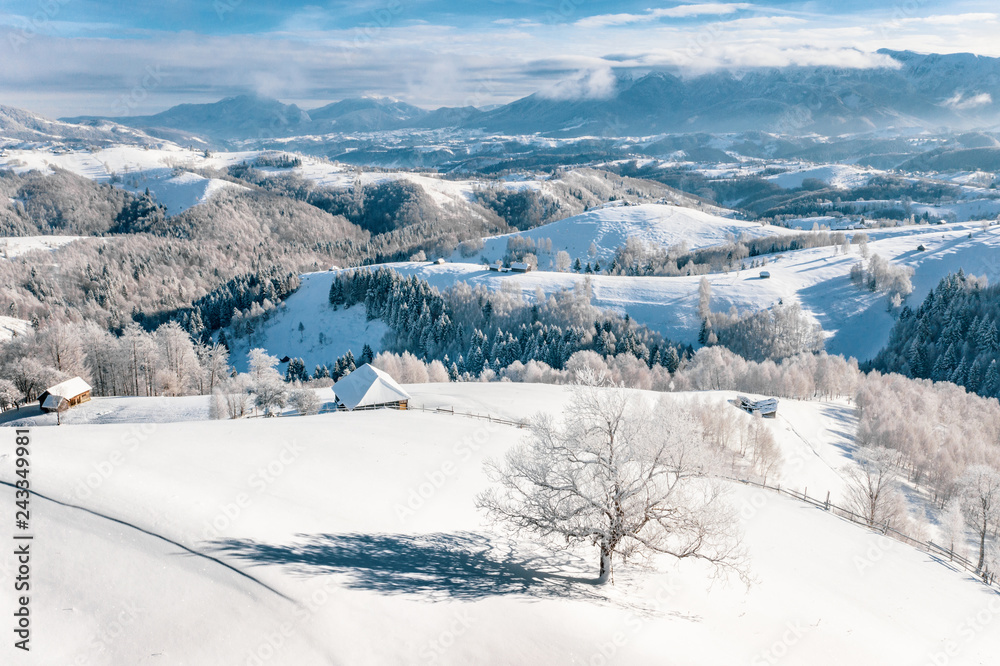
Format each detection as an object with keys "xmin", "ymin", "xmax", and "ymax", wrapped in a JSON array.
[{"xmin": 1, "ymin": 50, "xmax": 997, "ymax": 150}]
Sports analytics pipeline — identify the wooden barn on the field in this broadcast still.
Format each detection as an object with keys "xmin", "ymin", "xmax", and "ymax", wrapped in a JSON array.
[
  {"xmin": 333, "ymin": 364, "xmax": 411, "ymax": 411},
  {"xmin": 735, "ymin": 394, "xmax": 778, "ymax": 418},
  {"xmin": 38, "ymin": 377, "xmax": 92, "ymax": 413}
]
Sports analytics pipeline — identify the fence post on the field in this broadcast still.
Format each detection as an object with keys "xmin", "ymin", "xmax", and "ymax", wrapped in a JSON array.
[{"xmin": 825, "ymin": 491, "xmax": 830, "ymax": 511}]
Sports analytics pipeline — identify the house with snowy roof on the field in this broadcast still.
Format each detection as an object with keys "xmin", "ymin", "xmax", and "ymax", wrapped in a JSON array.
[
  {"xmin": 333, "ymin": 364, "xmax": 411, "ymax": 411},
  {"xmin": 38, "ymin": 376, "xmax": 92, "ymax": 412}
]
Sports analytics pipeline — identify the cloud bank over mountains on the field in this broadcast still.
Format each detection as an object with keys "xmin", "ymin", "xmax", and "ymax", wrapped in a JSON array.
[{"xmin": 1, "ymin": 1, "xmax": 999, "ymax": 116}]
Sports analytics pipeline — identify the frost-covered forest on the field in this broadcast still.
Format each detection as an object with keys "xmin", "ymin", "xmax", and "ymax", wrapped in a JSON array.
[{"xmin": 871, "ymin": 271, "xmax": 1000, "ymax": 398}]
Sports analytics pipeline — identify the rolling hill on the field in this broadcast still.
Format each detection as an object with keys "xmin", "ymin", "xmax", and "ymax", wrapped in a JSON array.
[{"xmin": 1, "ymin": 384, "xmax": 996, "ymax": 665}]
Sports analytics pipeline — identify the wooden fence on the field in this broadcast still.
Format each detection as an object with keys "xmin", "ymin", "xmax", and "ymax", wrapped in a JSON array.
[
  {"xmin": 255, "ymin": 401, "xmax": 528, "ymax": 429},
  {"xmin": 727, "ymin": 476, "xmax": 998, "ymax": 590}
]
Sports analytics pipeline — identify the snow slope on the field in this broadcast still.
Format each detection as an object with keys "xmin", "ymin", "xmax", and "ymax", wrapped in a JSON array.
[
  {"xmin": 0, "ymin": 235, "xmax": 83, "ymax": 258},
  {"xmin": 370, "ymin": 221, "xmax": 1000, "ymax": 361},
  {"xmin": 449, "ymin": 202, "xmax": 796, "ymax": 266},
  {"xmin": 767, "ymin": 164, "xmax": 878, "ymax": 190},
  {"xmin": 0, "ymin": 315, "xmax": 30, "ymax": 342},
  {"xmin": 226, "ymin": 271, "xmax": 389, "ymax": 373},
  {"xmin": 0, "ymin": 145, "xmax": 255, "ymax": 214},
  {"xmin": 1, "ymin": 383, "xmax": 996, "ymax": 665}
]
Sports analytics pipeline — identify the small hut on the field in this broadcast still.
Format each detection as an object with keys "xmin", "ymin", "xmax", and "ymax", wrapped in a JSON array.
[
  {"xmin": 333, "ymin": 364, "xmax": 411, "ymax": 411},
  {"xmin": 735, "ymin": 395, "xmax": 778, "ymax": 418},
  {"xmin": 759, "ymin": 271, "xmax": 771, "ymax": 279},
  {"xmin": 38, "ymin": 377, "xmax": 92, "ymax": 413}
]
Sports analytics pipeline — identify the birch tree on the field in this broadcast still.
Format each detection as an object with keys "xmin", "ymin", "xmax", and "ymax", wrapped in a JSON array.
[{"xmin": 477, "ymin": 377, "xmax": 746, "ymax": 584}]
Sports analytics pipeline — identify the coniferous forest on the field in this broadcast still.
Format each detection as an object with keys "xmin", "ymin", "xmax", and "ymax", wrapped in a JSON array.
[{"xmin": 871, "ymin": 271, "xmax": 1000, "ymax": 398}]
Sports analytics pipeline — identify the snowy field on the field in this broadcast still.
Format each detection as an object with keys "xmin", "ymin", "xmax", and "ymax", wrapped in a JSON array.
[
  {"xmin": 0, "ymin": 234, "xmax": 83, "ymax": 258},
  {"xmin": 449, "ymin": 203, "xmax": 795, "ymax": 265},
  {"xmin": 0, "ymin": 315, "xmax": 31, "ymax": 342},
  {"xmin": 1, "ymin": 383, "xmax": 997, "ymax": 665}
]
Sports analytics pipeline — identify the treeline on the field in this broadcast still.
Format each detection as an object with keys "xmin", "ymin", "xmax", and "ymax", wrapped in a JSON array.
[
  {"xmin": 870, "ymin": 271, "xmax": 1000, "ymax": 398},
  {"xmin": 142, "ymin": 267, "xmax": 301, "ymax": 336},
  {"xmin": 607, "ymin": 231, "xmax": 847, "ymax": 276},
  {"xmin": 0, "ymin": 320, "xmax": 230, "ymax": 404},
  {"xmin": 328, "ymin": 268, "xmax": 690, "ymax": 377}
]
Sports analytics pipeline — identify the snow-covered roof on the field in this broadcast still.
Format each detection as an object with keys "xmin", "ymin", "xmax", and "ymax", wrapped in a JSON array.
[
  {"xmin": 43, "ymin": 376, "xmax": 91, "ymax": 400},
  {"xmin": 333, "ymin": 364, "xmax": 411, "ymax": 411},
  {"xmin": 41, "ymin": 394, "xmax": 67, "ymax": 411}
]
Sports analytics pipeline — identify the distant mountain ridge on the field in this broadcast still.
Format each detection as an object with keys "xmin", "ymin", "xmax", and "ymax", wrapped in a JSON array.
[
  {"xmin": 35, "ymin": 50, "xmax": 1000, "ymax": 144},
  {"xmin": 0, "ymin": 105, "xmax": 162, "ymax": 146}
]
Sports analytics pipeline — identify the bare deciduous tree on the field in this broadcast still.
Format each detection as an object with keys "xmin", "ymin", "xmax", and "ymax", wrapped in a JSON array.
[
  {"xmin": 477, "ymin": 377, "xmax": 747, "ymax": 584},
  {"xmin": 956, "ymin": 464, "xmax": 1000, "ymax": 574},
  {"xmin": 844, "ymin": 446, "xmax": 905, "ymax": 529}
]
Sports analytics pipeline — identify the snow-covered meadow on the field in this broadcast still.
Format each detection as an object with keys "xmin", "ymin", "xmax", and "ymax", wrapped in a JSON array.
[{"xmin": 1, "ymin": 383, "xmax": 997, "ymax": 665}]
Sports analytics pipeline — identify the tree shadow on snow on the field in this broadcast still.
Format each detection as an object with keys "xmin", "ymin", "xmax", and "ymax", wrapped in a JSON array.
[{"xmin": 210, "ymin": 532, "xmax": 610, "ymax": 602}]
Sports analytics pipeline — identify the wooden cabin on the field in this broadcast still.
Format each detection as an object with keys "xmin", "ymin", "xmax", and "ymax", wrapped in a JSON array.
[{"xmin": 38, "ymin": 377, "xmax": 92, "ymax": 413}]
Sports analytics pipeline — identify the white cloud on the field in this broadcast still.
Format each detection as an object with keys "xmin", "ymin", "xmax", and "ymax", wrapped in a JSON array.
[
  {"xmin": 892, "ymin": 13, "xmax": 998, "ymax": 26},
  {"xmin": 576, "ymin": 3, "xmax": 753, "ymax": 29},
  {"xmin": 944, "ymin": 92, "xmax": 993, "ymax": 110},
  {"xmin": 538, "ymin": 68, "xmax": 619, "ymax": 101},
  {"xmin": 4, "ymin": 1, "xmax": 1000, "ymax": 117}
]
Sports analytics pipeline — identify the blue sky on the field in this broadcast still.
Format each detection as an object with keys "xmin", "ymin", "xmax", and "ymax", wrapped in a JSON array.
[{"xmin": 1, "ymin": 0, "xmax": 998, "ymax": 116}]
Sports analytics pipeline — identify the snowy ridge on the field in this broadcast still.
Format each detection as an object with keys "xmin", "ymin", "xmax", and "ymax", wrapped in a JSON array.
[
  {"xmin": 450, "ymin": 203, "xmax": 797, "ymax": 265},
  {"xmin": 0, "ymin": 145, "xmax": 258, "ymax": 214}
]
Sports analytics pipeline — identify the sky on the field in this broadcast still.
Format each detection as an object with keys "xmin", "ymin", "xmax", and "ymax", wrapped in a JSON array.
[{"xmin": 1, "ymin": 0, "xmax": 999, "ymax": 117}]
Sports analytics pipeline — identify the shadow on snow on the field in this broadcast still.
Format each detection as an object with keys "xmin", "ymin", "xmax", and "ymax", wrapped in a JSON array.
[{"xmin": 210, "ymin": 531, "xmax": 609, "ymax": 602}]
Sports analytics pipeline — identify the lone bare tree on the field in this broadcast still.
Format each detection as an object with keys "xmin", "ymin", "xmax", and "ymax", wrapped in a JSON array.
[
  {"xmin": 956, "ymin": 464, "xmax": 1000, "ymax": 574},
  {"xmin": 477, "ymin": 378, "xmax": 746, "ymax": 584},
  {"xmin": 844, "ymin": 446, "xmax": 905, "ymax": 529}
]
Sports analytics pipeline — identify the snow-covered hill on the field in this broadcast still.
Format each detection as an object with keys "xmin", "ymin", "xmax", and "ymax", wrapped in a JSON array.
[
  {"xmin": 0, "ymin": 105, "xmax": 162, "ymax": 146},
  {"xmin": 450, "ymin": 202, "xmax": 796, "ymax": 266},
  {"xmin": 0, "ymin": 144, "xmax": 256, "ymax": 214},
  {"xmin": 0, "ymin": 384, "xmax": 996, "ymax": 665},
  {"xmin": 766, "ymin": 164, "xmax": 878, "ymax": 190},
  {"xmin": 332, "ymin": 220, "xmax": 1000, "ymax": 362}
]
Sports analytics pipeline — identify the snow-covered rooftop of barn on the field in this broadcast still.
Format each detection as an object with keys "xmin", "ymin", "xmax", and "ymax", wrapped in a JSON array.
[{"xmin": 333, "ymin": 364, "xmax": 411, "ymax": 410}]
